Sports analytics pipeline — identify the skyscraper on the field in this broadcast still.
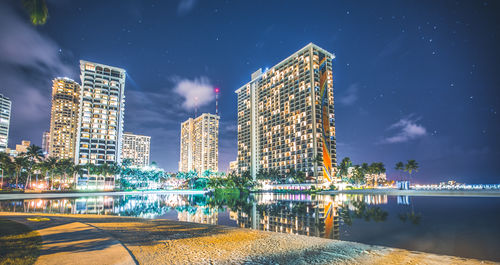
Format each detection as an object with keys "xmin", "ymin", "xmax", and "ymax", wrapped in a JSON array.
[
  {"xmin": 236, "ymin": 43, "xmax": 337, "ymax": 183},
  {"xmin": 48, "ymin": 77, "xmax": 81, "ymax": 160},
  {"xmin": 0, "ymin": 94, "xmax": 11, "ymax": 152},
  {"xmin": 121, "ymin": 132, "xmax": 151, "ymax": 167},
  {"xmin": 179, "ymin": 113, "xmax": 219, "ymax": 174},
  {"xmin": 75, "ymin": 60, "xmax": 126, "ymax": 167}
]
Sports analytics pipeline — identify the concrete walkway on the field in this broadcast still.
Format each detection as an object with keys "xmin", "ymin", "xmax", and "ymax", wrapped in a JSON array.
[{"xmin": 2, "ymin": 213, "xmax": 136, "ymax": 265}]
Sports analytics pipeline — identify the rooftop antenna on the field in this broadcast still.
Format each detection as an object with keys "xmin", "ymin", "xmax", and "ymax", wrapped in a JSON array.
[{"xmin": 214, "ymin": 87, "xmax": 220, "ymax": 116}]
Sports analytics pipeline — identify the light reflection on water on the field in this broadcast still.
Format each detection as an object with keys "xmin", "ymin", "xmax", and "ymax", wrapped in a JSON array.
[{"xmin": 1, "ymin": 193, "xmax": 499, "ymax": 261}]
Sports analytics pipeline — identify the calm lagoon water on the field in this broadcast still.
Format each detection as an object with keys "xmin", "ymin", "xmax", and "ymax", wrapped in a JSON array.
[{"xmin": 1, "ymin": 192, "xmax": 499, "ymax": 261}]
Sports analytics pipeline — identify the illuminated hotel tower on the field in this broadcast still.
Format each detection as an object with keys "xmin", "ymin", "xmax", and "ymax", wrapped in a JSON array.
[
  {"xmin": 179, "ymin": 113, "xmax": 219, "ymax": 174},
  {"xmin": 0, "ymin": 94, "xmax": 11, "ymax": 152},
  {"xmin": 236, "ymin": 43, "xmax": 336, "ymax": 183},
  {"xmin": 75, "ymin": 60, "xmax": 126, "ymax": 166},
  {"xmin": 121, "ymin": 132, "xmax": 151, "ymax": 167},
  {"xmin": 48, "ymin": 78, "xmax": 81, "ymax": 159}
]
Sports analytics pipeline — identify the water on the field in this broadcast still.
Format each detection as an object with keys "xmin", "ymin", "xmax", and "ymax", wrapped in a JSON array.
[{"xmin": 1, "ymin": 192, "xmax": 499, "ymax": 261}]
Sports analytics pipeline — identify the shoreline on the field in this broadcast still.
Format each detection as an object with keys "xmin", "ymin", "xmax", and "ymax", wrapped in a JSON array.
[
  {"xmin": 320, "ymin": 188, "xmax": 500, "ymax": 197},
  {"xmin": 0, "ymin": 190, "xmax": 207, "ymax": 200},
  {"xmin": 0, "ymin": 212, "xmax": 497, "ymax": 265}
]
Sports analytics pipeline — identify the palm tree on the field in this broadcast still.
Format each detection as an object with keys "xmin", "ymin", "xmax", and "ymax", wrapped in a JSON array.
[
  {"xmin": 0, "ymin": 152, "xmax": 13, "ymax": 189},
  {"xmin": 44, "ymin": 157, "xmax": 58, "ymax": 190},
  {"xmin": 23, "ymin": 0, "xmax": 49, "ymax": 25},
  {"xmin": 24, "ymin": 144, "xmax": 43, "ymax": 190},
  {"xmin": 72, "ymin": 164, "xmax": 84, "ymax": 189},
  {"xmin": 404, "ymin": 160, "xmax": 419, "ymax": 184},
  {"xmin": 56, "ymin": 159, "xmax": 73, "ymax": 189},
  {"xmin": 14, "ymin": 156, "xmax": 28, "ymax": 189},
  {"xmin": 338, "ymin": 157, "xmax": 352, "ymax": 180},
  {"xmin": 395, "ymin": 162, "xmax": 404, "ymax": 181}
]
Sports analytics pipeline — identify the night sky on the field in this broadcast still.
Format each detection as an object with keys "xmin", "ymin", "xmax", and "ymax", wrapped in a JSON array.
[{"xmin": 0, "ymin": 0, "xmax": 498, "ymax": 183}]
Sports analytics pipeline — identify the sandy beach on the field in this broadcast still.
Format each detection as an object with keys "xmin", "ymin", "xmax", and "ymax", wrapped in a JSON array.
[{"xmin": 1, "ymin": 212, "xmax": 497, "ymax": 265}]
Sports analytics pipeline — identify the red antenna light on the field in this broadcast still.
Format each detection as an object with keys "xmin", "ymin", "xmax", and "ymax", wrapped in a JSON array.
[{"xmin": 215, "ymin": 87, "xmax": 220, "ymax": 116}]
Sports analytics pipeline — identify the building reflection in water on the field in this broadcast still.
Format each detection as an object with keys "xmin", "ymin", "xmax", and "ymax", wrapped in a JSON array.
[
  {"xmin": 230, "ymin": 193, "xmax": 341, "ymax": 240},
  {"xmin": 0, "ymin": 193, "xmax": 391, "ymax": 238}
]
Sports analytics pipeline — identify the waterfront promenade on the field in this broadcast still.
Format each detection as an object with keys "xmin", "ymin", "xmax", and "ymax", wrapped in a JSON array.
[{"xmin": 0, "ymin": 212, "xmax": 497, "ymax": 265}]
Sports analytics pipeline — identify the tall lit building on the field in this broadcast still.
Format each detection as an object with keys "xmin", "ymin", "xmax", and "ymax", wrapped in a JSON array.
[
  {"xmin": 121, "ymin": 132, "xmax": 151, "ymax": 167},
  {"xmin": 42, "ymin": 131, "xmax": 50, "ymax": 156},
  {"xmin": 48, "ymin": 78, "xmax": 81, "ymax": 160},
  {"xmin": 0, "ymin": 94, "xmax": 11, "ymax": 152},
  {"xmin": 75, "ymin": 60, "xmax": 126, "ymax": 166},
  {"xmin": 179, "ymin": 113, "xmax": 219, "ymax": 174},
  {"xmin": 236, "ymin": 43, "xmax": 336, "ymax": 183}
]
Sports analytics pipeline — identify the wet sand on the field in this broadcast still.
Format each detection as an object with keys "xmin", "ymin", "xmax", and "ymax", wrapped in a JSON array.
[{"xmin": 1, "ymin": 212, "xmax": 497, "ymax": 265}]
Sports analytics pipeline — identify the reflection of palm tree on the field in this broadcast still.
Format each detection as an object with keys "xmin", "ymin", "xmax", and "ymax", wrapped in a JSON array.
[
  {"xmin": 339, "ymin": 200, "xmax": 388, "ymax": 225},
  {"xmin": 398, "ymin": 211, "xmax": 421, "ymax": 225}
]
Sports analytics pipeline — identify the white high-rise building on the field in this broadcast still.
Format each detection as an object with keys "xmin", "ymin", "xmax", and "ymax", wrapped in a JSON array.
[
  {"xmin": 121, "ymin": 132, "xmax": 151, "ymax": 167},
  {"xmin": 0, "ymin": 94, "xmax": 11, "ymax": 152},
  {"xmin": 179, "ymin": 113, "xmax": 219, "ymax": 175},
  {"xmin": 75, "ymin": 60, "xmax": 126, "ymax": 189},
  {"xmin": 236, "ymin": 43, "xmax": 337, "ymax": 183}
]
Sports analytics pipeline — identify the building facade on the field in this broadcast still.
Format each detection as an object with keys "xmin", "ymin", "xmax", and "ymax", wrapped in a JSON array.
[
  {"xmin": 236, "ymin": 43, "xmax": 337, "ymax": 183},
  {"xmin": 6, "ymin": 140, "xmax": 31, "ymax": 156},
  {"xmin": 0, "ymin": 94, "xmax": 11, "ymax": 152},
  {"xmin": 179, "ymin": 113, "xmax": 219, "ymax": 174},
  {"xmin": 228, "ymin": 160, "xmax": 238, "ymax": 174},
  {"xmin": 121, "ymin": 132, "xmax": 151, "ymax": 167},
  {"xmin": 42, "ymin": 131, "xmax": 50, "ymax": 156},
  {"xmin": 48, "ymin": 78, "xmax": 81, "ymax": 160},
  {"xmin": 75, "ymin": 60, "xmax": 126, "ymax": 166}
]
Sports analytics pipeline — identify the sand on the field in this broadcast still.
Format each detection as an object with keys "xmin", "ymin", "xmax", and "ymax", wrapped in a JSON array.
[{"xmin": 1, "ymin": 212, "xmax": 497, "ymax": 265}]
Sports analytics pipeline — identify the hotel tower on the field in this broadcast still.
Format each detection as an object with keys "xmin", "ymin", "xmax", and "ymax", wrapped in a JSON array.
[
  {"xmin": 179, "ymin": 113, "xmax": 219, "ymax": 174},
  {"xmin": 121, "ymin": 132, "xmax": 151, "ymax": 167},
  {"xmin": 75, "ymin": 60, "xmax": 126, "ymax": 168},
  {"xmin": 236, "ymin": 43, "xmax": 337, "ymax": 183},
  {"xmin": 48, "ymin": 78, "xmax": 81, "ymax": 160},
  {"xmin": 0, "ymin": 94, "xmax": 11, "ymax": 152}
]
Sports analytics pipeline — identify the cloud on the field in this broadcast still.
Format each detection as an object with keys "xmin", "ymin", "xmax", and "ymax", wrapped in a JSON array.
[
  {"xmin": 0, "ymin": 2, "xmax": 76, "ymax": 147},
  {"xmin": 177, "ymin": 0, "xmax": 198, "ymax": 15},
  {"xmin": 172, "ymin": 76, "xmax": 214, "ymax": 110},
  {"xmin": 339, "ymin": 83, "xmax": 359, "ymax": 106},
  {"xmin": 381, "ymin": 116, "xmax": 427, "ymax": 144},
  {"xmin": 0, "ymin": 4, "xmax": 73, "ymax": 77}
]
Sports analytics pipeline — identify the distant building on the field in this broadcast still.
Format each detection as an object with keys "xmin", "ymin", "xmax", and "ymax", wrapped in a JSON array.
[
  {"xmin": 228, "ymin": 160, "xmax": 238, "ymax": 174},
  {"xmin": 42, "ymin": 131, "xmax": 50, "ymax": 156},
  {"xmin": 6, "ymin": 140, "xmax": 31, "ymax": 156},
  {"xmin": 236, "ymin": 43, "xmax": 337, "ymax": 183},
  {"xmin": 0, "ymin": 94, "xmax": 11, "ymax": 152},
  {"xmin": 16, "ymin": 140, "xmax": 30, "ymax": 153},
  {"xmin": 179, "ymin": 113, "xmax": 219, "ymax": 174},
  {"xmin": 121, "ymin": 132, "xmax": 151, "ymax": 167},
  {"xmin": 49, "ymin": 78, "xmax": 81, "ymax": 160}
]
